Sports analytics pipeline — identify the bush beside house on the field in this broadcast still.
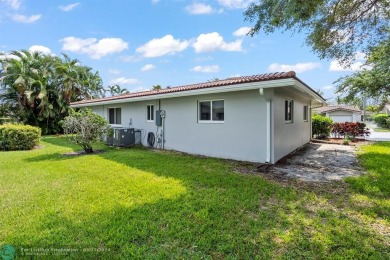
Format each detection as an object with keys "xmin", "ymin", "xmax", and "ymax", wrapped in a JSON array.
[
  {"xmin": 0, "ymin": 124, "xmax": 41, "ymax": 150},
  {"xmin": 374, "ymin": 114, "xmax": 390, "ymax": 128},
  {"xmin": 312, "ymin": 114, "xmax": 333, "ymax": 139},
  {"xmin": 331, "ymin": 122, "xmax": 370, "ymax": 139},
  {"xmin": 312, "ymin": 115, "xmax": 370, "ymax": 140},
  {"xmin": 62, "ymin": 108, "xmax": 110, "ymax": 153}
]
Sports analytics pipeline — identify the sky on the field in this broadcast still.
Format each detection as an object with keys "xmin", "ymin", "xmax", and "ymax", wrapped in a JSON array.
[{"xmin": 0, "ymin": 0, "xmax": 367, "ymax": 101}]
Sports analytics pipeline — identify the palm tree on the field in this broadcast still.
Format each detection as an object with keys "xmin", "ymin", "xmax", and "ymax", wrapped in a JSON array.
[
  {"xmin": 0, "ymin": 50, "xmax": 105, "ymax": 134},
  {"xmin": 107, "ymin": 85, "xmax": 129, "ymax": 96}
]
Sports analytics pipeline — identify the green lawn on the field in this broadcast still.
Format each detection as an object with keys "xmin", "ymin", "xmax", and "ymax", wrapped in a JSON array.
[
  {"xmin": 374, "ymin": 127, "xmax": 390, "ymax": 132},
  {"xmin": 0, "ymin": 137, "xmax": 389, "ymax": 259}
]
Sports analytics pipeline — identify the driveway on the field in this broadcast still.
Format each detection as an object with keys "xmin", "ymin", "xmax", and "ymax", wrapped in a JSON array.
[
  {"xmin": 367, "ymin": 123, "xmax": 390, "ymax": 141},
  {"xmin": 271, "ymin": 143, "xmax": 362, "ymax": 182}
]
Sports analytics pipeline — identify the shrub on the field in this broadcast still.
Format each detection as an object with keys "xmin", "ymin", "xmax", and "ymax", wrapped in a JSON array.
[
  {"xmin": 331, "ymin": 122, "xmax": 370, "ymax": 139},
  {"xmin": 312, "ymin": 114, "xmax": 333, "ymax": 139},
  {"xmin": 62, "ymin": 108, "xmax": 110, "ymax": 153},
  {"xmin": 0, "ymin": 124, "xmax": 41, "ymax": 151},
  {"xmin": 343, "ymin": 137, "xmax": 350, "ymax": 145},
  {"xmin": 373, "ymin": 113, "xmax": 390, "ymax": 128}
]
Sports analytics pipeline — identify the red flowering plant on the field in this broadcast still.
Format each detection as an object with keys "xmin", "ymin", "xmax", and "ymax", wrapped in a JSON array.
[{"xmin": 331, "ymin": 122, "xmax": 370, "ymax": 140}]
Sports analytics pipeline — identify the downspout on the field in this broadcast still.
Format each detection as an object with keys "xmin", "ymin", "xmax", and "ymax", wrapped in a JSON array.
[
  {"xmin": 266, "ymin": 99, "xmax": 271, "ymax": 163},
  {"xmin": 158, "ymin": 99, "xmax": 165, "ymax": 150},
  {"xmin": 260, "ymin": 88, "xmax": 272, "ymax": 163}
]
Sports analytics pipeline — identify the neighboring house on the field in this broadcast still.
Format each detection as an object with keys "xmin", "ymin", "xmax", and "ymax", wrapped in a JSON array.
[
  {"xmin": 71, "ymin": 71, "xmax": 325, "ymax": 164},
  {"xmin": 382, "ymin": 104, "xmax": 390, "ymax": 115},
  {"xmin": 313, "ymin": 105, "xmax": 362, "ymax": 123}
]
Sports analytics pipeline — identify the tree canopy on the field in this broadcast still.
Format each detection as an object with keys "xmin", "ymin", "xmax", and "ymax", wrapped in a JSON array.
[
  {"xmin": 334, "ymin": 40, "xmax": 390, "ymax": 102},
  {"xmin": 245, "ymin": 0, "xmax": 390, "ymax": 64},
  {"xmin": 0, "ymin": 50, "xmax": 105, "ymax": 134}
]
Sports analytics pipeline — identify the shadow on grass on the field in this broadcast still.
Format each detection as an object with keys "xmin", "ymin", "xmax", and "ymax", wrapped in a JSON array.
[{"xmin": 13, "ymin": 136, "xmax": 388, "ymax": 258}]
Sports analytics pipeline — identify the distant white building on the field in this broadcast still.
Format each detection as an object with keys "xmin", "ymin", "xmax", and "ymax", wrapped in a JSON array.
[
  {"xmin": 382, "ymin": 104, "xmax": 390, "ymax": 115},
  {"xmin": 314, "ymin": 105, "xmax": 361, "ymax": 123}
]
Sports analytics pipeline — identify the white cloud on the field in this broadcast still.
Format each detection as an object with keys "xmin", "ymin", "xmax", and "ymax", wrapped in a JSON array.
[
  {"xmin": 61, "ymin": 36, "xmax": 128, "ymax": 59},
  {"xmin": 131, "ymin": 86, "xmax": 149, "ymax": 93},
  {"xmin": 191, "ymin": 65, "xmax": 220, "ymax": 73},
  {"xmin": 186, "ymin": 3, "xmax": 214, "ymax": 14},
  {"xmin": 11, "ymin": 14, "xmax": 41, "ymax": 23},
  {"xmin": 268, "ymin": 62, "xmax": 322, "ymax": 73},
  {"xmin": 119, "ymin": 55, "xmax": 142, "ymax": 62},
  {"xmin": 230, "ymin": 73, "xmax": 241, "ymax": 77},
  {"xmin": 151, "ymin": 0, "xmax": 159, "ymax": 4},
  {"xmin": 193, "ymin": 32, "xmax": 242, "ymax": 53},
  {"xmin": 1, "ymin": 0, "xmax": 21, "ymax": 9},
  {"xmin": 136, "ymin": 35, "xmax": 189, "ymax": 58},
  {"xmin": 141, "ymin": 64, "xmax": 156, "ymax": 72},
  {"xmin": 29, "ymin": 45, "xmax": 52, "ymax": 55},
  {"xmin": 322, "ymin": 85, "xmax": 333, "ymax": 90},
  {"xmin": 217, "ymin": 0, "xmax": 252, "ymax": 9},
  {"xmin": 329, "ymin": 52, "xmax": 371, "ymax": 72},
  {"xmin": 233, "ymin": 26, "xmax": 251, "ymax": 37},
  {"xmin": 59, "ymin": 3, "xmax": 80, "ymax": 12},
  {"xmin": 108, "ymin": 69, "xmax": 121, "ymax": 75},
  {"xmin": 110, "ymin": 77, "xmax": 139, "ymax": 86}
]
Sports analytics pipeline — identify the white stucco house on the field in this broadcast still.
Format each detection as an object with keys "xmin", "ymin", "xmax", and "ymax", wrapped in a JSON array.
[
  {"xmin": 382, "ymin": 104, "xmax": 390, "ymax": 115},
  {"xmin": 71, "ymin": 71, "xmax": 325, "ymax": 164},
  {"xmin": 314, "ymin": 105, "xmax": 361, "ymax": 123}
]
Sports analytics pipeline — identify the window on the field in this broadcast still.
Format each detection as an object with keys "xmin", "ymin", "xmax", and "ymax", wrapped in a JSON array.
[
  {"xmin": 285, "ymin": 100, "xmax": 293, "ymax": 123},
  {"xmin": 198, "ymin": 100, "xmax": 224, "ymax": 122},
  {"xmin": 108, "ymin": 108, "xmax": 121, "ymax": 125},
  {"xmin": 303, "ymin": 105, "xmax": 309, "ymax": 121},
  {"xmin": 147, "ymin": 105, "xmax": 154, "ymax": 122}
]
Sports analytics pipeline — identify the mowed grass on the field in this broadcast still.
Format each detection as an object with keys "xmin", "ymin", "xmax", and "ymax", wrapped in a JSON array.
[
  {"xmin": 374, "ymin": 127, "xmax": 390, "ymax": 132},
  {"xmin": 0, "ymin": 137, "xmax": 389, "ymax": 259}
]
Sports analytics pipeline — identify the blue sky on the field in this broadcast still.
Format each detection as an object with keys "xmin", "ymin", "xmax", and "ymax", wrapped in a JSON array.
[{"xmin": 0, "ymin": 0, "xmax": 366, "ymax": 101}]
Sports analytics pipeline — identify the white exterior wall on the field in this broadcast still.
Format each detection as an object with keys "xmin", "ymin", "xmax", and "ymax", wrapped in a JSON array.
[
  {"xmin": 90, "ymin": 89, "xmax": 270, "ymax": 163},
  {"xmin": 325, "ymin": 110, "xmax": 361, "ymax": 122},
  {"xmin": 88, "ymin": 86, "xmax": 316, "ymax": 164},
  {"xmin": 273, "ymin": 88, "xmax": 311, "ymax": 162}
]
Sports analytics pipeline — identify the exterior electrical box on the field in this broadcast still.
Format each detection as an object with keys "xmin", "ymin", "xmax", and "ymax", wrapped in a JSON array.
[{"xmin": 156, "ymin": 110, "xmax": 162, "ymax": 126}]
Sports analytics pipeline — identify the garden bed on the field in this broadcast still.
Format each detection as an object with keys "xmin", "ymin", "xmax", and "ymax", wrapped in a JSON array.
[{"xmin": 312, "ymin": 138, "xmax": 372, "ymax": 146}]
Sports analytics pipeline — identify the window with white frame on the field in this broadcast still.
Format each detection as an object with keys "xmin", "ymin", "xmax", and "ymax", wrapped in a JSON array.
[
  {"xmin": 108, "ymin": 108, "xmax": 121, "ymax": 125},
  {"xmin": 147, "ymin": 104, "xmax": 154, "ymax": 122},
  {"xmin": 285, "ymin": 100, "xmax": 293, "ymax": 123},
  {"xmin": 303, "ymin": 105, "xmax": 309, "ymax": 121},
  {"xmin": 198, "ymin": 100, "xmax": 224, "ymax": 122}
]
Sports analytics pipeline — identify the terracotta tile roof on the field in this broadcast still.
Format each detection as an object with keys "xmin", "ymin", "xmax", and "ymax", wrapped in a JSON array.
[
  {"xmin": 71, "ymin": 71, "xmax": 318, "ymax": 106},
  {"xmin": 314, "ymin": 105, "xmax": 361, "ymax": 113}
]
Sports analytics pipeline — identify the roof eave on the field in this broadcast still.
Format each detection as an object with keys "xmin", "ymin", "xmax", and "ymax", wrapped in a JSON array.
[{"xmin": 71, "ymin": 78, "xmax": 297, "ymax": 108}]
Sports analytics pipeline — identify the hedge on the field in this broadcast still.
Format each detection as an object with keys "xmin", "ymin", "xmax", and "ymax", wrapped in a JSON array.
[
  {"xmin": 0, "ymin": 124, "xmax": 41, "ymax": 151},
  {"xmin": 312, "ymin": 114, "xmax": 333, "ymax": 139},
  {"xmin": 373, "ymin": 113, "xmax": 390, "ymax": 128},
  {"xmin": 331, "ymin": 122, "xmax": 370, "ymax": 139}
]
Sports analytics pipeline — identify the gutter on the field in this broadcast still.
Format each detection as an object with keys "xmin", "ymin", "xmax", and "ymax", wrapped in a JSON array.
[{"xmin": 71, "ymin": 78, "xmax": 313, "ymax": 108}]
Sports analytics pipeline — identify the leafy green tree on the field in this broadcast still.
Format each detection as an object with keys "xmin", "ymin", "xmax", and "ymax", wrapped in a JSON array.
[
  {"xmin": 62, "ymin": 108, "xmax": 110, "ymax": 153},
  {"xmin": 245, "ymin": 0, "xmax": 389, "ymax": 64},
  {"xmin": 152, "ymin": 84, "xmax": 162, "ymax": 90},
  {"xmin": 0, "ymin": 50, "xmax": 105, "ymax": 134},
  {"xmin": 334, "ymin": 40, "xmax": 390, "ymax": 101}
]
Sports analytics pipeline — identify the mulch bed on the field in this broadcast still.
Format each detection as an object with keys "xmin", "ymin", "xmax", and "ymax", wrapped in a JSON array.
[{"xmin": 312, "ymin": 138, "xmax": 372, "ymax": 146}]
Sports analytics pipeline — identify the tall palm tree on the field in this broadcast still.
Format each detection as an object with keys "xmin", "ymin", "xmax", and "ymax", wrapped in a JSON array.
[{"xmin": 0, "ymin": 50, "xmax": 105, "ymax": 134}]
